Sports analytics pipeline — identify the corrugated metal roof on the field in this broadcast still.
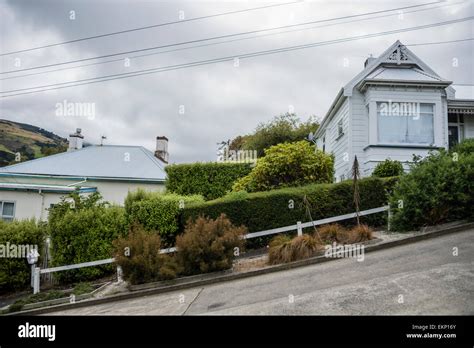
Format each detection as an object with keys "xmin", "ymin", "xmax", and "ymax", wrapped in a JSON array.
[{"xmin": 0, "ymin": 145, "xmax": 166, "ymax": 181}]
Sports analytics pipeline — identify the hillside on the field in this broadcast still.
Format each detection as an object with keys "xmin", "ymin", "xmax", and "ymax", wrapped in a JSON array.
[{"xmin": 0, "ymin": 119, "xmax": 68, "ymax": 167}]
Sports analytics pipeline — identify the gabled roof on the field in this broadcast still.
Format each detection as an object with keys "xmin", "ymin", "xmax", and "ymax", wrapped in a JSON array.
[
  {"xmin": 315, "ymin": 40, "xmax": 455, "ymax": 138},
  {"xmin": 0, "ymin": 145, "xmax": 167, "ymax": 182},
  {"xmin": 343, "ymin": 40, "xmax": 455, "ymax": 96}
]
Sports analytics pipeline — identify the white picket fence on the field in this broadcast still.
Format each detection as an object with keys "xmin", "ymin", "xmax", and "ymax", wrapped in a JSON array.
[{"xmin": 31, "ymin": 205, "xmax": 389, "ymax": 293}]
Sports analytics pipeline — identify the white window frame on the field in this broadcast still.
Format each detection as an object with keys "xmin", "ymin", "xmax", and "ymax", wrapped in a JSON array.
[
  {"xmin": 0, "ymin": 200, "xmax": 16, "ymax": 221},
  {"xmin": 336, "ymin": 119, "xmax": 344, "ymax": 140}
]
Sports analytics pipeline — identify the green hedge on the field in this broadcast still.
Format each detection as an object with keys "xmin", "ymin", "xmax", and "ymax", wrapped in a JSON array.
[
  {"xmin": 49, "ymin": 194, "xmax": 128, "ymax": 283},
  {"xmin": 390, "ymin": 149, "xmax": 474, "ymax": 231},
  {"xmin": 182, "ymin": 177, "xmax": 397, "ymax": 248},
  {"xmin": 165, "ymin": 162, "xmax": 253, "ymax": 200},
  {"xmin": 0, "ymin": 219, "xmax": 46, "ymax": 293},
  {"xmin": 127, "ymin": 192, "xmax": 203, "ymax": 246}
]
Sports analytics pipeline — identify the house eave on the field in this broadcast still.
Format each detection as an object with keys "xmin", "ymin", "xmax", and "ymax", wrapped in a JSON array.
[
  {"xmin": 314, "ymin": 88, "xmax": 346, "ymax": 139},
  {"xmin": 0, "ymin": 172, "xmax": 166, "ymax": 184},
  {"xmin": 357, "ymin": 79, "xmax": 452, "ymax": 92}
]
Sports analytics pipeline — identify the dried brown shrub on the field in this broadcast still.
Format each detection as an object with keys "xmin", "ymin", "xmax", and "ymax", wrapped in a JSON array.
[{"xmin": 176, "ymin": 214, "xmax": 246, "ymax": 275}]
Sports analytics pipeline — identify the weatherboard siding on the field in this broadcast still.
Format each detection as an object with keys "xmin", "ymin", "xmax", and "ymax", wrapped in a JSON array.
[{"xmin": 325, "ymin": 99, "xmax": 349, "ymax": 181}]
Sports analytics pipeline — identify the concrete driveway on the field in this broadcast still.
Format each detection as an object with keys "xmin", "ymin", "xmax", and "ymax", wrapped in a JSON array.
[{"xmin": 47, "ymin": 229, "xmax": 474, "ymax": 315}]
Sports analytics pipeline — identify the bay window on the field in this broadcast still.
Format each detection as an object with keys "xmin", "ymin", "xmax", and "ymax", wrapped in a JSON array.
[{"xmin": 377, "ymin": 102, "xmax": 434, "ymax": 144}]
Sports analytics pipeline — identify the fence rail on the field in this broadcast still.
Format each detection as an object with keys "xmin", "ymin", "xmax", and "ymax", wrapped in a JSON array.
[{"xmin": 31, "ymin": 205, "xmax": 390, "ymax": 293}]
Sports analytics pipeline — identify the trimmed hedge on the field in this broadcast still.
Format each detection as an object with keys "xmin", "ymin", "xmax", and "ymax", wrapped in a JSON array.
[
  {"xmin": 182, "ymin": 177, "xmax": 397, "ymax": 248},
  {"xmin": 49, "ymin": 194, "xmax": 128, "ymax": 283},
  {"xmin": 165, "ymin": 162, "xmax": 253, "ymax": 200},
  {"xmin": 0, "ymin": 219, "xmax": 46, "ymax": 293},
  {"xmin": 127, "ymin": 192, "xmax": 204, "ymax": 246}
]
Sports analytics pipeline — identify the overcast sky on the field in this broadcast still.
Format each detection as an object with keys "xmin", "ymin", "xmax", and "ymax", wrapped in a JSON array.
[{"xmin": 0, "ymin": 0, "xmax": 473, "ymax": 163}]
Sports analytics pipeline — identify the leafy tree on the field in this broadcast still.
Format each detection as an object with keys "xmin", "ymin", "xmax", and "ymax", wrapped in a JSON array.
[
  {"xmin": 232, "ymin": 140, "xmax": 334, "ymax": 192},
  {"xmin": 230, "ymin": 113, "xmax": 319, "ymax": 157}
]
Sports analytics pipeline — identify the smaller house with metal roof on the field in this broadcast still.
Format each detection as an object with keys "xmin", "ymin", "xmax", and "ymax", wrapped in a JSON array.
[{"xmin": 0, "ymin": 129, "xmax": 168, "ymax": 221}]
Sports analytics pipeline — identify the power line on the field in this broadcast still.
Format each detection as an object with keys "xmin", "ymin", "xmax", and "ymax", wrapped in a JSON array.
[
  {"xmin": 2, "ymin": 16, "xmax": 473, "ymax": 98},
  {"xmin": 1, "ymin": 0, "xmax": 461, "ymax": 82},
  {"xmin": 0, "ymin": 1, "xmax": 442, "ymax": 75},
  {"xmin": 0, "ymin": 1, "xmax": 303, "ymax": 57},
  {"xmin": 405, "ymin": 37, "xmax": 474, "ymax": 46}
]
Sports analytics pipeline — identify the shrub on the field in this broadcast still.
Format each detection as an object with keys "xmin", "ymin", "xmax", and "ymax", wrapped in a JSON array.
[
  {"xmin": 317, "ymin": 224, "xmax": 346, "ymax": 244},
  {"xmin": 372, "ymin": 159, "xmax": 404, "ymax": 177},
  {"xmin": 230, "ymin": 113, "xmax": 320, "ymax": 157},
  {"xmin": 127, "ymin": 192, "xmax": 204, "ymax": 246},
  {"xmin": 453, "ymin": 138, "xmax": 474, "ymax": 155},
  {"xmin": 49, "ymin": 194, "xmax": 128, "ymax": 283},
  {"xmin": 390, "ymin": 150, "xmax": 474, "ymax": 231},
  {"xmin": 268, "ymin": 234, "xmax": 321, "ymax": 265},
  {"xmin": 165, "ymin": 162, "xmax": 253, "ymax": 200},
  {"xmin": 176, "ymin": 214, "xmax": 246, "ymax": 275},
  {"xmin": 183, "ymin": 177, "xmax": 396, "ymax": 248},
  {"xmin": 232, "ymin": 140, "xmax": 334, "ymax": 192},
  {"xmin": 345, "ymin": 224, "xmax": 373, "ymax": 243},
  {"xmin": 113, "ymin": 224, "xmax": 179, "ymax": 285},
  {"xmin": 316, "ymin": 224, "xmax": 373, "ymax": 244},
  {"xmin": 0, "ymin": 219, "xmax": 46, "ymax": 293},
  {"xmin": 73, "ymin": 282, "xmax": 94, "ymax": 295},
  {"xmin": 9, "ymin": 290, "xmax": 66, "ymax": 313}
]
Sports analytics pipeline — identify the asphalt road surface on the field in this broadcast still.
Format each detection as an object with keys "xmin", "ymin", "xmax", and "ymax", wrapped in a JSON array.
[{"xmin": 48, "ymin": 229, "xmax": 474, "ymax": 315}]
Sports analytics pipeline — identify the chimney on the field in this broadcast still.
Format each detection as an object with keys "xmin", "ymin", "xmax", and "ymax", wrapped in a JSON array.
[
  {"xmin": 155, "ymin": 136, "xmax": 169, "ymax": 163},
  {"xmin": 68, "ymin": 128, "xmax": 84, "ymax": 151},
  {"xmin": 364, "ymin": 54, "xmax": 376, "ymax": 68}
]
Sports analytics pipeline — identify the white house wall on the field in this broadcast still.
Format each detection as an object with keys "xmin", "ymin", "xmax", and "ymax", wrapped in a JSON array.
[
  {"xmin": 0, "ymin": 176, "xmax": 165, "ymax": 220},
  {"xmin": 0, "ymin": 190, "xmax": 66, "ymax": 221},
  {"xmin": 350, "ymin": 89, "xmax": 370, "ymax": 171},
  {"xmin": 325, "ymin": 98, "xmax": 350, "ymax": 181}
]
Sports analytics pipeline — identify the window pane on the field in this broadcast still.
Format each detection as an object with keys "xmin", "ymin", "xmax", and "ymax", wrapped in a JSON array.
[
  {"xmin": 2, "ymin": 202, "xmax": 14, "ymax": 217},
  {"xmin": 377, "ymin": 102, "xmax": 434, "ymax": 144},
  {"xmin": 419, "ymin": 103, "xmax": 433, "ymax": 113}
]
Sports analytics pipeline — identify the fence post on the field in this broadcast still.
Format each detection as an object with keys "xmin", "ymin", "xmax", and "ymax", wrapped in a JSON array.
[
  {"xmin": 297, "ymin": 221, "xmax": 302, "ymax": 236},
  {"xmin": 33, "ymin": 267, "xmax": 40, "ymax": 294},
  {"xmin": 387, "ymin": 206, "xmax": 392, "ymax": 232},
  {"xmin": 117, "ymin": 266, "xmax": 123, "ymax": 283},
  {"xmin": 30, "ymin": 264, "xmax": 35, "ymax": 288}
]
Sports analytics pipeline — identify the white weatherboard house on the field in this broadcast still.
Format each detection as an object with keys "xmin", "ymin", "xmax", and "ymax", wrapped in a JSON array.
[
  {"xmin": 0, "ymin": 129, "xmax": 168, "ymax": 221},
  {"xmin": 315, "ymin": 40, "xmax": 474, "ymax": 181}
]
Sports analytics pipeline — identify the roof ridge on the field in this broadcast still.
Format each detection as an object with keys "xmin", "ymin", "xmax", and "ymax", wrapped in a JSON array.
[{"xmin": 139, "ymin": 146, "xmax": 166, "ymax": 171}]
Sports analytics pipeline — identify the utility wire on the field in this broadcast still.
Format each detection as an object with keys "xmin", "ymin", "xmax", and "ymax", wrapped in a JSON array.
[
  {"xmin": 405, "ymin": 37, "xmax": 474, "ymax": 46},
  {"xmin": 0, "ymin": 1, "xmax": 442, "ymax": 75},
  {"xmin": 0, "ymin": 0, "xmax": 462, "ymax": 82},
  {"xmin": 2, "ymin": 16, "xmax": 473, "ymax": 98},
  {"xmin": 0, "ymin": 1, "xmax": 303, "ymax": 57}
]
